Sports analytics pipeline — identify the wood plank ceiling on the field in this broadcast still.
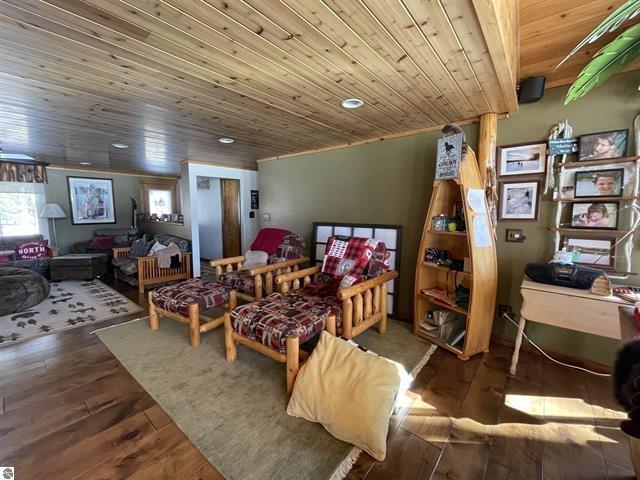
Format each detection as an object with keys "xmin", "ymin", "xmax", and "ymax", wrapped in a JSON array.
[{"xmin": 0, "ymin": 0, "xmax": 517, "ymax": 174}]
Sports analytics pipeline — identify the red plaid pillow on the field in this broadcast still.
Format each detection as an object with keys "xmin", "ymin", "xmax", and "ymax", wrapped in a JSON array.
[{"xmin": 321, "ymin": 236, "xmax": 387, "ymax": 289}]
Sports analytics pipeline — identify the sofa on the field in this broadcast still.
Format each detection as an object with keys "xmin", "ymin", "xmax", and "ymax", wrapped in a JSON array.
[
  {"xmin": 0, "ymin": 234, "xmax": 58, "ymax": 278},
  {"xmin": 71, "ymin": 228, "xmax": 141, "ymax": 262}
]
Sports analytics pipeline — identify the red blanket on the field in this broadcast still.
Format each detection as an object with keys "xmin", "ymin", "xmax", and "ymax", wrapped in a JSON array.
[{"xmin": 250, "ymin": 228, "xmax": 290, "ymax": 255}]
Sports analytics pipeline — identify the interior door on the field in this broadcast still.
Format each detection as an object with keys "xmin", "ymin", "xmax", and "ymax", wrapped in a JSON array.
[{"xmin": 220, "ymin": 178, "xmax": 241, "ymax": 257}]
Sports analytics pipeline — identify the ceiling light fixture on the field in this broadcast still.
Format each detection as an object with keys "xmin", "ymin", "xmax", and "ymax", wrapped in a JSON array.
[
  {"xmin": 79, "ymin": 162, "xmax": 92, "ymax": 165},
  {"xmin": 111, "ymin": 143, "xmax": 128, "ymax": 149},
  {"xmin": 219, "ymin": 137, "xmax": 234, "ymax": 144},
  {"xmin": 341, "ymin": 98, "xmax": 364, "ymax": 109}
]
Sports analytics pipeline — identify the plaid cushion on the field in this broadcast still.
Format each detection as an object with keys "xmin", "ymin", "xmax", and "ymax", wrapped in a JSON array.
[
  {"xmin": 217, "ymin": 270, "xmax": 257, "ymax": 297},
  {"xmin": 231, "ymin": 292, "xmax": 342, "ymax": 353},
  {"xmin": 112, "ymin": 257, "xmax": 137, "ymax": 275},
  {"xmin": 152, "ymin": 278, "xmax": 230, "ymax": 316},
  {"xmin": 268, "ymin": 232, "xmax": 306, "ymax": 264},
  {"xmin": 320, "ymin": 236, "xmax": 388, "ymax": 289}
]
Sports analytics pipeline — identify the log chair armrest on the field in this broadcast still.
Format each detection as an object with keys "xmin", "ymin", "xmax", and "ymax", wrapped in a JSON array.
[
  {"xmin": 209, "ymin": 255, "xmax": 245, "ymax": 268},
  {"xmin": 112, "ymin": 246, "xmax": 132, "ymax": 259},
  {"xmin": 337, "ymin": 271, "xmax": 398, "ymax": 300},
  {"xmin": 274, "ymin": 265, "xmax": 321, "ymax": 285},
  {"xmin": 249, "ymin": 256, "xmax": 310, "ymax": 276}
]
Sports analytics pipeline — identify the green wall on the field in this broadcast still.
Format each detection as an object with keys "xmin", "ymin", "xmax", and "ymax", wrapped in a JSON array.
[{"xmin": 258, "ymin": 70, "xmax": 640, "ymax": 365}]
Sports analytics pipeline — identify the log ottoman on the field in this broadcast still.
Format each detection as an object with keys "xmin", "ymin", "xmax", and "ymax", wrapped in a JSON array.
[{"xmin": 149, "ymin": 278, "xmax": 237, "ymax": 347}]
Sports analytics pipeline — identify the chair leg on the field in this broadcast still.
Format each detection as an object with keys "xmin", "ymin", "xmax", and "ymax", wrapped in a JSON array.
[
  {"xmin": 188, "ymin": 303, "xmax": 201, "ymax": 347},
  {"xmin": 149, "ymin": 292, "xmax": 159, "ymax": 330},
  {"xmin": 224, "ymin": 313, "xmax": 237, "ymax": 362},
  {"xmin": 286, "ymin": 335, "xmax": 300, "ymax": 394},
  {"xmin": 379, "ymin": 283, "xmax": 388, "ymax": 335},
  {"xmin": 326, "ymin": 315, "xmax": 336, "ymax": 336},
  {"xmin": 229, "ymin": 290, "xmax": 237, "ymax": 310}
]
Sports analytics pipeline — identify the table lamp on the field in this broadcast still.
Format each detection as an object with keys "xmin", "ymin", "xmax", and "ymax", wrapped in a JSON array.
[{"xmin": 40, "ymin": 202, "xmax": 67, "ymax": 246}]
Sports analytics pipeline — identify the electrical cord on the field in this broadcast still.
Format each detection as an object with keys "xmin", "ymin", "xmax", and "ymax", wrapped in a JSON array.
[{"xmin": 502, "ymin": 312, "xmax": 611, "ymax": 377}]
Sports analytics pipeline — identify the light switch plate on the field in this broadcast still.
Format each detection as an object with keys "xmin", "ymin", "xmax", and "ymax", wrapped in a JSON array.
[{"xmin": 505, "ymin": 229, "xmax": 525, "ymax": 243}]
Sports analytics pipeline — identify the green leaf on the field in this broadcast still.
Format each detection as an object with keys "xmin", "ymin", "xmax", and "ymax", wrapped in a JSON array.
[
  {"xmin": 565, "ymin": 23, "xmax": 640, "ymax": 104},
  {"xmin": 557, "ymin": 0, "xmax": 640, "ymax": 68}
]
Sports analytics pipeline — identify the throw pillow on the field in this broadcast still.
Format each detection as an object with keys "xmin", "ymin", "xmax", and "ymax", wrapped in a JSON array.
[
  {"xmin": 0, "ymin": 249, "xmax": 14, "ymax": 263},
  {"xmin": 241, "ymin": 250, "xmax": 268, "ymax": 270},
  {"xmin": 17, "ymin": 240, "xmax": 49, "ymax": 260},
  {"xmin": 147, "ymin": 241, "xmax": 167, "ymax": 256},
  {"xmin": 90, "ymin": 235, "xmax": 115, "ymax": 251},
  {"xmin": 130, "ymin": 234, "xmax": 150, "ymax": 259},
  {"xmin": 287, "ymin": 331, "xmax": 406, "ymax": 461}
]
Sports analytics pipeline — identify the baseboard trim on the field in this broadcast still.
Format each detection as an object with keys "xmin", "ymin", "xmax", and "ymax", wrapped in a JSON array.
[{"xmin": 491, "ymin": 334, "xmax": 613, "ymax": 374}]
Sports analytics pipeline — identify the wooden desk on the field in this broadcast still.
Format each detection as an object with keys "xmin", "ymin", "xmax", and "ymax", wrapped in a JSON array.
[{"xmin": 510, "ymin": 278, "xmax": 627, "ymax": 375}]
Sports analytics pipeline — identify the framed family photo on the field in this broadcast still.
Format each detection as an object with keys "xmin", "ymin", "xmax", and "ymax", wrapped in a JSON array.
[
  {"xmin": 67, "ymin": 176, "xmax": 116, "ymax": 225},
  {"xmin": 570, "ymin": 201, "xmax": 619, "ymax": 230},
  {"xmin": 497, "ymin": 141, "xmax": 547, "ymax": 177},
  {"xmin": 574, "ymin": 168, "xmax": 624, "ymax": 198},
  {"xmin": 498, "ymin": 180, "xmax": 540, "ymax": 221},
  {"xmin": 578, "ymin": 129, "xmax": 628, "ymax": 161},
  {"xmin": 561, "ymin": 236, "xmax": 615, "ymax": 269}
]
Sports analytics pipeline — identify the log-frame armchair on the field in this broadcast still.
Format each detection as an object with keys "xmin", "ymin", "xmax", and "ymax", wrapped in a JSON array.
[
  {"xmin": 113, "ymin": 246, "xmax": 192, "ymax": 293},
  {"xmin": 210, "ymin": 255, "xmax": 309, "ymax": 302},
  {"xmin": 274, "ymin": 266, "xmax": 398, "ymax": 338}
]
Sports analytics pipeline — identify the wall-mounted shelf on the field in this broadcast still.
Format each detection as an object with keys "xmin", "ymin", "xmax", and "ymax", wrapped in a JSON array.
[
  {"xmin": 428, "ymin": 230, "xmax": 467, "ymax": 237},
  {"xmin": 422, "ymin": 262, "xmax": 473, "ymax": 280},
  {"xmin": 556, "ymin": 156, "xmax": 640, "ymax": 169},
  {"xmin": 549, "ymin": 227, "xmax": 631, "ymax": 234},
  {"xmin": 141, "ymin": 220, "xmax": 185, "ymax": 226},
  {"xmin": 552, "ymin": 195, "xmax": 638, "ymax": 203}
]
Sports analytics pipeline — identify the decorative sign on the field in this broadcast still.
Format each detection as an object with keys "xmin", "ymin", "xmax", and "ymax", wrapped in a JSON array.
[
  {"xmin": 250, "ymin": 190, "xmax": 259, "ymax": 209},
  {"xmin": 435, "ymin": 133, "xmax": 463, "ymax": 180},
  {"xmin": 548, "ymin": 138, "xmax": 578, "ymax": 156},
  {"xmin": 17, "ymin": 240, "xmax": 49, "ymax": 259}
]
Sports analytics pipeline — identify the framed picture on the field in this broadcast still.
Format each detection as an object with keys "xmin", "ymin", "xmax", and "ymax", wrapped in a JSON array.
[
  {"xmin": 497, "ymin": 141, "xmax": 547, "ymax": 177},
  {"xmin": 250, "ymin": 189, "xmax": 259, "ymax": 209},
  {"xmin": 67, "ymin": 176, "xmax": 116, "ymax": 225},
  {"xmin": 561, "ymin": 235, "xmax": 615, "ymax": 269},
  {"xmin": 498, "ymin": 180, "xmax": 540, "ymax": 221},
  {"xmin": 574, "ymin": 168, "xmax": 624, "ymax": 198},
  {"xmin": 570, "ymin": 201, "xmax": 619, "ymax": 230},
  {"xmin": 578, "ymin": 129, "xmax": 628, "ymax": 161}
]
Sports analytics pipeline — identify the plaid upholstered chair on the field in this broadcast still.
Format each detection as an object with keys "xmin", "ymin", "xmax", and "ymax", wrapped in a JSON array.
[
  {"xmin": 223, "ymin": 236, "xmax": 398, "ymax": 392},
  {"xmin": 210, "ymin": 228, "xmax": 309, "ymax": 302}
]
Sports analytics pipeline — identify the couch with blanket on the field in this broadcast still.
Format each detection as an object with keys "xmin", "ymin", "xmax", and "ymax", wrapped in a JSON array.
[
  {"xmin": 0, "ymin": 234, "xmax": 58, "ymax": 277},
  {"xmin": 112, "ymin": 233, "xmax": 192, "ymax": 292},
  {"xmin": 71, "ymin": 228, "xmax": 141, "ymax": 261}
]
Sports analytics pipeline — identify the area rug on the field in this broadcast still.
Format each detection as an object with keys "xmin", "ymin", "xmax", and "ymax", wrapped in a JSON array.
[
  {"xmin": 0, "ymin": 279, "xmax": 143, "ymax": 346},
  {"xmin": 96, "ymin": 316, "xmax": 434, "ymax": 480}
]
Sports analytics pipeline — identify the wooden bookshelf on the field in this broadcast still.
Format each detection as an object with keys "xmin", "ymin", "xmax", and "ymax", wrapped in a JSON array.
[{"xmin": 414, "ymin": 147, "xmax": 498, "ymax": 361}]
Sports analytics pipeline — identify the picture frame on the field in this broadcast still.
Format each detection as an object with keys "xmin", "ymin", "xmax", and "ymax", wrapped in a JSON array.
[
  {"xmin": 561, "ymin": 235, "xmax": 615, "ymax": 269},
  {"xmin": 497, "ymin": 141, "xmax": 547, "ymax": 177},
  {"xmin": 574, "ymin": 168, "xmax": 624, "ymax": 198},
  {"xmin": 67, "ymin": 176, "xmax": 116, "ymax": 225},
  {"xmin": 578, "ymin": 129, "xmax": 628, "ymax": 161},
  {"xmin": 498, "ymin": 180, "xmax": 540, "ymax": 221},
  {"xmin": 570, "ymin": 201, "xmax": 619, "ymax": 230},
  {"xmin": 251, "ymin": 189, "xmax": 259, "ymax": 209}
]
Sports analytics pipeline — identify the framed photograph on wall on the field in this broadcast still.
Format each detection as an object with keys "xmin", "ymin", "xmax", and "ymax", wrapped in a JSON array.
[
  {"xmin": 574, "ymin": 168, "xmax": 624, "ymax": 198},
  {"xmin": 498, "ymin": 180, "xmax": 540, "ymax": 221},
  {"xmin": 570, "ymin": 201, "xmax": 619, "ymax": 230},
  {"xmin": 578, "ymin": 129, "xmax": 628, "ymax": 161},
  {"xmin": 561, "ymin": 235, "xmax": 615, "ymax": 269},
  {"xmin": 67, "ymin": 176, "xmax": 116, "ymax": 225},
  {"xmin": 497, "ymin": 141, "xmax": 547, "ymax": 177}
]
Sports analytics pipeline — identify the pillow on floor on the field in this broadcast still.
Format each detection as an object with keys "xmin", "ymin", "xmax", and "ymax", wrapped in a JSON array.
[{"xmin": 286, "ymin": 331, "xmax": 406, "ymax": 461}]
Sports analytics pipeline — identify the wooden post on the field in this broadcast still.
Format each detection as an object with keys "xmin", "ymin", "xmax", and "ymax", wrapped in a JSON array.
[
  {"xmin": 229, "ymin": 290, "xmax": 237, "ymax": 310},
  {"xmin": 379, "ymin": 283, "xmax": 388, "ymax": 335},
  {"xmin": 326, "ymin": 315, "xmax": 337, "ymax": 336},
  {"xmin": 224, "ymin": 313, "xmax": 237, "ymax": 362},
  {"xmin": 148, "ymin": 292, "xmax": 159, "ymax": 330},
  {"xmin": 188, "ymin": 303, "xmax": 200, "ymax": 347},
  {"xmin": 254, "ymin": 275, "xmax": 263, "ymax": 300},
  {"xmin": 342, "ymin": 297, "xmax": 353, "ymax": 338},
  {"xmin": 478, "ymin": 113, "xmax": 498, "ymax": 177},
  {"xmin": 286, "ymin": 335, "xmax": 300, "ymax": 394}
]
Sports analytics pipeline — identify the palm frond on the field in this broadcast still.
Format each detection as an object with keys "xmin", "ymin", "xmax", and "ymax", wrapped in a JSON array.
[
  {"xmin": 557, "ymin": 0, "xmax": 640, "ymax": 69},
  {"xmin": 565, "ymin": 23, "xmax": 640, "ymax": 104}
]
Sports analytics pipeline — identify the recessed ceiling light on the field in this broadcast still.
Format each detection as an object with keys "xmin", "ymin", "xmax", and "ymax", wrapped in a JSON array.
[
  {"xmin": 111, "ymin": 143, "xmax": 128, "ymax": 149},
  {"xmin": 219, "ymin": 137, "xmax": 234, "ymax": 144},
  {"xmin": 79, "ymin": 162, "xmax": 92, "ymax": 165},
  {"xmin": 341, "ymin": 98, "xmax": 364, "ymax": 109}
]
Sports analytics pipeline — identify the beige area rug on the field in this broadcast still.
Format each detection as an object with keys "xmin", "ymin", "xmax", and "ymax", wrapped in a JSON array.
[
  {"xmin": 0, "ymin": 279, "xmax": 142, "ymax": 346},
  {"xmin": 96, "ymin": 316, "xmax": 434, "ymax": 480}
]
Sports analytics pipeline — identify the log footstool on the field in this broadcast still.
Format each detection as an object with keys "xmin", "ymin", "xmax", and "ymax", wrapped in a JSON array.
[{"xmin": 149, "ymin": 278, "xmax": 237, "ymax": 347}]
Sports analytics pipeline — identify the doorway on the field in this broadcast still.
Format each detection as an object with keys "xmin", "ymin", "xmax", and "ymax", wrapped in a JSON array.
[{"xmin": 220, "ymin": 178, "xmax": 241, "ymax": 257}]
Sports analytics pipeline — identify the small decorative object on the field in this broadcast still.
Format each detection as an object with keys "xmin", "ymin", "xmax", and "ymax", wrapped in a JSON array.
[
  {"xmin": 498, "ymin": 180, "xmax": 540, "ymax": 221},
  {"xmin": 197, "ymin": 178, "xmax": 210, "ymax": 190},
  {"xmin": 435, "ymin": 132, "xmax": 463, "ymax": 180},
  {"xmin": 497, "ymin": 141, "xmax": 547, "ymax": 177},
  {"xmin": 574, "ymin": 168, "xmax": 624, "ymax": 197},
  {"xmin": 591, "ymin": 274, "xmax": 613, "ymax": 296},
  {"xmin": 548, "ymin": 137, "xmax": 579, "ymax": 156},
  {"xmin": 552, "ymin": 248, "xmax": 574, "ymax": 265},
  {"xmin": 0, "ymin": 159, "xmax": 48, "ymax": 183},
  {"xmin": 251, "ymin": 189, "xmax": 260, "ymax": 209},
  {"xmin": 570, "ymin": 201, "xmax": 619, "ymax": 229},
  {"xmin": 150, "ymin": 213, "xmax": 158, "ymax": 221},
  {"xmin": 447, "ymin": 221, "xmax": 458, "ymax": 232},
  {"xmin": 559, "ymin": 185, "xmax": 575, "ymax": 199},
  {"xmin": 67, "ymin": 176, "xmax": 116, "ymax": 225},
  {"xmin": 578, "ymin": 129, "xmax": 628, "ymax": 161},
  {"xmin": 562, "ymin": 236, "xmax": 615, "ymax": 269},
  {"xmin": 177, "ymin": 214, "xmax": 184, "ymax": 223},
  {"xmin": 425, "ymin": 247, "xmax": 448, "ymax": 265},
  {"xmin": 432, "ymin": 214, "xmax": 452, "ymax": 231}
]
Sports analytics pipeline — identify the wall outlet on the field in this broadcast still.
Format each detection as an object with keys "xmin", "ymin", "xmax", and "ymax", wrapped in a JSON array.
[
  {"xmin": 505, "ymin": 229, "xmax": 525, "ymax": 243},
  {"xmin": 498, "ymin": 304, "xmax": 513, "ymax": 317}
]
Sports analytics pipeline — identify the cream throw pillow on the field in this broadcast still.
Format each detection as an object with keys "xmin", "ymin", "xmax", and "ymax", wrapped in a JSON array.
[
  {"xmin": 241, "ymin": 250, "xmax": 268, "ymax": 270},
  {"xmin": 287, "ymin": 331, "xmax": 404, "ymax": 461}
]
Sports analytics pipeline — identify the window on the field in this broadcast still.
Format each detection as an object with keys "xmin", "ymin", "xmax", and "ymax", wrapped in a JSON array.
[
  {"xmin": 140, "ymin": 181, "xmax": 179, "ymax": 217},
  {"xmin": 0, "ymin": 192, "xmax": 40, "ymax": 236}
]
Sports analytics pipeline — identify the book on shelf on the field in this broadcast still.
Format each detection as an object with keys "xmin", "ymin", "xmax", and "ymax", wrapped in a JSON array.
[
  {"xmin": 420, "ymin": 287, "xmax": 458, "ymax": 307},
  {"xmin": 448, "ymin": 329, "xmax": 466, "ymax": 348}
]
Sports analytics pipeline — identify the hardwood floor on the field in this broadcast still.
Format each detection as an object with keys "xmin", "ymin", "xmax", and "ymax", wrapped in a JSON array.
[{"xmin": 0, "ymin": 278, "xmax": 633, "ymax": 479}]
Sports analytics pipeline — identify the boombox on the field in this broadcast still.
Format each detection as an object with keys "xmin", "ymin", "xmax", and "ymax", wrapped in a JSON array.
[{"xmin": 524, "ymin": 262, "xmax": 604, "ymax": 289}]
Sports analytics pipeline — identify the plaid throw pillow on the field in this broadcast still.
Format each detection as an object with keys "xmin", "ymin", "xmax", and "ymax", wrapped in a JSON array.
[{"xmin": 321, "ymin": 236, "xmax": 387, "ymax": 289}]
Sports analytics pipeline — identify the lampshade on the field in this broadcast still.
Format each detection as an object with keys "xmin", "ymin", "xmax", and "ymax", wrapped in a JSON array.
[{"xmin": 40, "ymin": 202, "xmax": 67, "ymax": 219}]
